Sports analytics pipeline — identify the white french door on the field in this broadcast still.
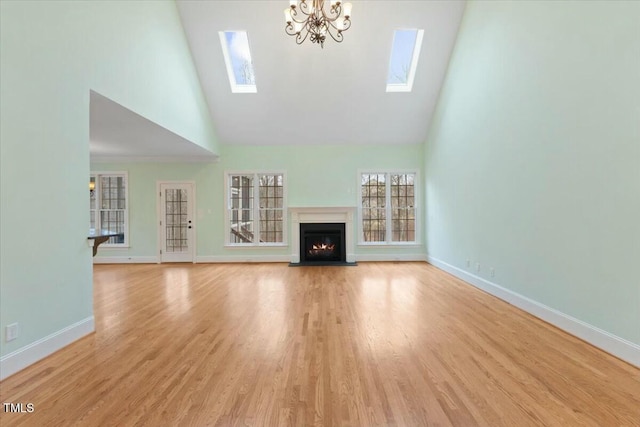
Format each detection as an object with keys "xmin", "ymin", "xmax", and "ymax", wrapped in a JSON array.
[{"xmin": 158, "ymin": 182, "xmax": 195, "ymax": 263}]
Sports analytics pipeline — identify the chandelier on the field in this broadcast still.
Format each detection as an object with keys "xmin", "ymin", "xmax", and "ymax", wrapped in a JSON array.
[{"xmin": 284, "ymin": 0, "xmax": 353, "ymax": 48}]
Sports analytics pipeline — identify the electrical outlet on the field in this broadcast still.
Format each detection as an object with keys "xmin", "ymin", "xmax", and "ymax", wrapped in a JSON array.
[
  {"xmin": 5, "ymin": 323, "xmax": 19, "ymax": 342},
  {"xmin": 475, "ymin": 263, "xmax": 481, "ymax": 272},
  {"xmin": 490, "ymin": 267, "xmax": 495, "ymax": 278},
  {"xmin": 466, "ymin": 259, "xmax": 471, "ymax": 268}
]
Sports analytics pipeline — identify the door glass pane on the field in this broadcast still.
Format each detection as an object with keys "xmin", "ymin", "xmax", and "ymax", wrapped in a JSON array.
[{"xmin": 165, "ymin": 189, "xmax": 188, "ymax": 252}]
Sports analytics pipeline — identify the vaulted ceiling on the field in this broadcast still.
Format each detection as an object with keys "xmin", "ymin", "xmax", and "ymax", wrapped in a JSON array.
[{"xmin": 90, "ymin": 1, "xmax": 465, "ymax": 160}]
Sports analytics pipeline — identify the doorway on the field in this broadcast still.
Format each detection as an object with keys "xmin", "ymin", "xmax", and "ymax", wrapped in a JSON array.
[{"xmin": 158, "ymin": 182, "xmax": 195, "ymax": 263}]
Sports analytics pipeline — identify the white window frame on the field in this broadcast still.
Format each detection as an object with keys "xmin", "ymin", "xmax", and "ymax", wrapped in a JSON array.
[
  {"xmin": 90, "ymin": 171, "xmax": 129, "ymax": 248},
  {"xmin": 357, "ymin": 170, "xmax": 420, "ymax": 246},
  {"xmin": 386, "ymin": 29, "xmax": 424, "ymax": 93},
  {"xmin": 219, "ymin": 31, "xmax": 257, "ymax": 94},
  {"xmin": 224, "ymin": 171, "xmax": 287, "ymax": 247}
]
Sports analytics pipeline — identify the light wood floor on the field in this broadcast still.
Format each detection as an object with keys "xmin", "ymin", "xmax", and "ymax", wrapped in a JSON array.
[{"xmin": 1, "ymin": 263, "xmax": 638, "ymax": 426}]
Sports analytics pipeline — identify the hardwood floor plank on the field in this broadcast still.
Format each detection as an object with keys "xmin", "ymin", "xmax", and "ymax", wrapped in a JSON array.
[{"xmin": 1, "ymin": 262, "xmax": 638, "ymax": 426}]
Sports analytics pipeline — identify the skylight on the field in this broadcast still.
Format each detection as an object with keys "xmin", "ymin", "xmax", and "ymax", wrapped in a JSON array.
[
  {"xmin": 219, "ymin": 31, "xmax": 257, "ymax": 93},
  {"xmin": 386, "ymin": 29, "xmax": 424, "ymax": 93}
]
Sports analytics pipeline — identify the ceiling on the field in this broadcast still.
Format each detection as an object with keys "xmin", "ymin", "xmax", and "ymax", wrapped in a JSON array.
[
  {"xmin": 90, "ymin": 1, "xmax": 466, "ymax": 161},
  {"xmin": 177, "ymin": 0, "xmax": 465, "ymax": 146},
  {"xmin": 90, "ymin": 91, "xmax": 218, "ymax": 163}
]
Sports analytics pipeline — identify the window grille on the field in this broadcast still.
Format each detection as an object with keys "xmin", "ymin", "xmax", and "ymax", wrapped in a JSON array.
[
  {"xmin": 229, "ymin": 175, "xmax": 254, "ymax": 244},
  {"xmin": 89, "ymin": 173, "xmax": 127, "ymax": 245},
  {"xmin": 390, "ymin": 174, "xmax": 415, "ymax": 242},
  {"xmin": 361, "ymin": 174, "xmax": 386, "ymax": 242},
  {"xmin": 259, "ymin": 174, "xmax": 284, "ymax": 243},
  {"xmin": 227, "ymin": 173, "xmax": 286, "ymax": 245},
  {"xmin": 360, "ymin": 172, "xmax": 416, "ymax": 244}
]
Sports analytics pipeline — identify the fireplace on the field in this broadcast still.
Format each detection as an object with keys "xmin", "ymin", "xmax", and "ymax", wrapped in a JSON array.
[
  {"xmin": 300, "ymin": 223, "xmax": 345, "ymax": 264},
  {"xmin": 289, "ymin": 207, "xmax": 356, "ymax": 265}
]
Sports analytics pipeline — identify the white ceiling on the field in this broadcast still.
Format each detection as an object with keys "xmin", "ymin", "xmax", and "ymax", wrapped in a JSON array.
[
  {"xmin": 89, "ymin": 1, "xmax": 465, "ymax": 161},
  {"xmin": 177, "ymin": 0, "xmax": 466, "ymax": 146},
  {"xmin": 90, "ymin": 91, "xmax": 218, "ymax": 163}
]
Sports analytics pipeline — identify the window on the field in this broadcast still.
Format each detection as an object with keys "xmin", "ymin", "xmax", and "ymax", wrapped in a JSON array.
[
  {"xmin": 386, "ymin": 29, "xmax": 424, "ymax": 92},
  {"xmin": 360, "ymin": 172, "xmax": 417, "ymax": 244},
  {"xmin": 89, "ymin": 172, "xmax": 128, "ymax": 245},
  {"xmin": 219, "ymin": 31, "xmax": 257, "ymax": 93},
  {"xmin": 226, "ymin": 172, "xmax": 286, "ymax": 245}
]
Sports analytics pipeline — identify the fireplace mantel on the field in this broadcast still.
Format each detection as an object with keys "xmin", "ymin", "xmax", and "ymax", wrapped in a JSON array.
[{"xmin": 290, "ymin": 207, "xmax": 356, "ymax": 264}]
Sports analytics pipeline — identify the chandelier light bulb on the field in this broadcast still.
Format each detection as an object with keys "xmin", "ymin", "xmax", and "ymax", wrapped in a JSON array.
[{"xmin": 343, "ymin": 2, "xmax": 352, "ymax": 17}]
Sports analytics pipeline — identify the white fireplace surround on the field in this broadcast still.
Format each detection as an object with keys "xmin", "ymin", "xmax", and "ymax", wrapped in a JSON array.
[{"xmin": 290, "ymin": 207, "xmax": 356, "ymax": 264}]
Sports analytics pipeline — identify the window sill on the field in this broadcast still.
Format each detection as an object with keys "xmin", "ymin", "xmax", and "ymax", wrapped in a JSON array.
[
  {"xmin": 99, "ymin": 245, "xmax": 130, "ymax": 249},
  {"xmin": 358, "ymin": 242, "xmax": 421, "ymax": 248},
  {"xmin": 224, "ymin": 243, "xmax": 288, "ymax": 248}
]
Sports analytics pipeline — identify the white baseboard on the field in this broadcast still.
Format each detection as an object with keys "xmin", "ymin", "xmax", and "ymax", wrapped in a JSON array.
[
  {"xmin": 196, "ymin": 255, "xmax": 291, "ymax": 263},
  {"xmin": 96, "ymin": 255, "xmax": 428, "ymax": 264},
  {"xmin": 426, "ymin": 256, "xmax": 640, "ymax": 368},
  {"xmin": 0, "ymin": 316, "xmax": 95, "ymax": 381},
  {"xmin": 356, "ymin": 254, "xmax": 428, "ymax": 262},
  {"xmin": 196, "ymin": 254, "xmax": 428, "ymax": 263},
  {"xmin": 93, "ymin": 256, "xmax": 158, "ymax": 264}
]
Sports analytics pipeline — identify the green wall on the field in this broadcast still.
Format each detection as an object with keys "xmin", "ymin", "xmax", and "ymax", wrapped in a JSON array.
[
  {"xmin": 93, "ymin": 143, "xmax": 425, "ymax": 261},
  {"xmin": 0, "ymin": 1, "xmax": 216, "ymax": 358},
  {"xmin": 424, "ymin": 1, "xmax": 640, "ymax": 344}
]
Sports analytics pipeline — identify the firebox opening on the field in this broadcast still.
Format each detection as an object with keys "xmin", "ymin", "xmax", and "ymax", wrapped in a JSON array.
[{"xmin": 297, "ymin": 222, "xmax": 354, "ymax": 266}]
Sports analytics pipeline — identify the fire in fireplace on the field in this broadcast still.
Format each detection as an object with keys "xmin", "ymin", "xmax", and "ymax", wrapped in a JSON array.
[
  {"xmin": 299, "ymin": 223, "xmax": 346, "ymax": 265},
  {"xmin": 309, "ymin": 242, "xmax": 336, "ymax": 257}
]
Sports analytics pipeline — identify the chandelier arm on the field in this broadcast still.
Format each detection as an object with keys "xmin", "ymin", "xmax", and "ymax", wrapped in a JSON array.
[
  {"xmin": 290, "ymin": 6, "xmax": 310, "ymax": 21},
  {"xmin": 341, "ymin": 18, "xmax": 351, "ymax": 31},
  {"xmin": 285, "ymin": 23, "xmax": 298, "ymax": 36},
  {"xmin": 326, "ymin": 19, "xmax": 340, "ymax": 31},
  {"xmin": 324, "ymin": 4, "xmax": 341, "ymax": 21},
  {"xmin": 300, "ymin": 1, "xmax": 314, "ymax": 15},
  {"xmin": 326, "ymin": 18, "xmax": 349, "ymax": 35},
  {"xmin": 327, "ymin": 27, "xmax": 344, "ymax": 43},
  {"xmin": 290, "ymin": 15, "xmax": 310, "ymax": 25},
  {"xmin": 296, "ymin": 27, "xmax": 310, "ymax": 44}
]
